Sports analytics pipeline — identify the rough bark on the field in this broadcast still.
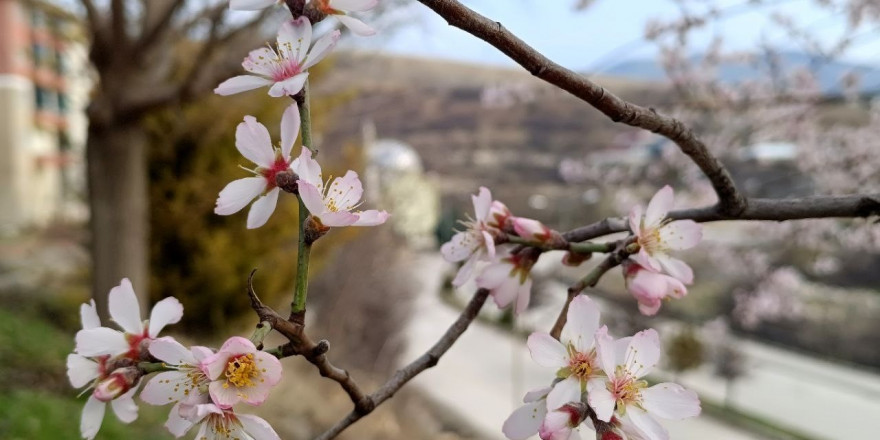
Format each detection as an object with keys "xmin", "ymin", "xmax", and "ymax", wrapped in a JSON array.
[{"xmin": 86, "ymin": 120, "xmax": 149, "ymax": 318}]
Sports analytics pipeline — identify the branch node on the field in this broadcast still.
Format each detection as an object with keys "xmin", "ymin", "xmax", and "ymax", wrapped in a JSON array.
[{"xmin": 312, "ymin": 339, "xmax": 330, "ymax": 357}]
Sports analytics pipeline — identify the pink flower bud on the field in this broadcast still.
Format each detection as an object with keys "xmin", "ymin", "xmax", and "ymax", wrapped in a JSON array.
[
  {"xmin": 488, "ymin": 200, "xmax": 512, "ymax": 229},
  {"xmin": 93, "ymin": 367, "xmax": 139, "ymax": 402}
]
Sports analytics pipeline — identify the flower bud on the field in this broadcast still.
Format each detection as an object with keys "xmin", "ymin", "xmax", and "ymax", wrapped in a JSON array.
[
  {"xmin": 513, "ymin": 217, "xmax": 566, "ymax": 248},
  {"xmin": 562, "ymin": 251, "xmax": 592, "ymax": 267},
  {"xmin": 539, "ymin": 402, "xmax": 588, "ymax": 440},
  {"xmin": 303, "ymin": 215, "xmax": 331, "ymax": 245},
  {"xmin": 488, "ymin": 200, "xmax": 513, "ymax": 230},
  {"xmin": 275, "ymin": 170, "xmax": 299, "ymax": 194},
  {"xmin": 93, "ymin": 367, "xmax": 140, "ymax": 402}
]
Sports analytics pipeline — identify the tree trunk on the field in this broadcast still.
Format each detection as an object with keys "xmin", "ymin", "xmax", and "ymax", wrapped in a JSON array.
[{"xmin": 87, "ymin": 121, "xmax": 149, "ymax": 321}]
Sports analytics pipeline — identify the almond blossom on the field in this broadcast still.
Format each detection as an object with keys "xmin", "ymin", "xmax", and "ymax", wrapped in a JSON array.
[
  {"xmin": 588, "ymin": 327, "xmax": 700, "ymax": 440},
  {"xmin": 502, "ymin": 387, "xmax": 551, "ymax": 440},
  {"xmin": 628, "ymin": 186, "xmax": 702, "ymax": 283},
  {"xmin": 201, "ymin": 337, "xmax": 283, "ymax": 407},
  {"xmin": 539, "ymin": 403, "xmax": 588, "ymax": 440},
  {"xmin": 475, "ymin": 247, "xmax": 535, "ymax": 314},
  {"xmin": 441, "ymin": 187, "xmax": 500, "ymax": 286},
  {"xmin": 513, "ymin": 217, "xmax": 561, "ymax": 245},
  {"xmin": 215, "ymin": 17, "xmax": 340, "ymax": 97},
  {"xmin": 291, "ymin": 147, "xmax": 390, "ymax": 227},
  {"xmin": 164, "ymin": 396, "xmax": 280, "ymax": 440},
  {"xmin": 621, "ymin": 260, "xmax": 688, "ymax": 316},
  {"xmin": 526, "ymin": 295, "xmax": 604, "ymax": 409},
  {"xmin": 215, "ymin": 104, "xmax": 301, "ymax": 229},
  {"xmin": 74, "ymin": 278, "xmax": 183, "ymax": 359},
  {"xmin": 313, "ymin": 0, "xmax": 379, "ymax": 36},
  {"xmin": 140, "ymin": 337, "xmax": 214, "ymax": 413}
]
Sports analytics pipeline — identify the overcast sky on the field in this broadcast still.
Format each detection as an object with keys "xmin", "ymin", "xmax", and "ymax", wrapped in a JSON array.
[{"xmin": 356, "ymin": 0, "xmax": 879, "ymax": 71}]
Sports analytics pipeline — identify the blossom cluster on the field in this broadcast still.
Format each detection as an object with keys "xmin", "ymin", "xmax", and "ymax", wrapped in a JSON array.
[
  {"xmin": 505, "ymin": 296, "xmax": 701, "ymax": 440},
  {"xmin": 67, "ymin": 280, "xmax": 283, "ymax": 440}
]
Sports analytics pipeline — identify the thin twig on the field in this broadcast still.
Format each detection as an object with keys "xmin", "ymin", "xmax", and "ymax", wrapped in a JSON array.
[
  {"xmin": 415, "ymin": 0, "xmax": 746, "ymax": 216},
  {"xmin": 313, "ymin": 289, "xmax": 491, "ymax": 440}
]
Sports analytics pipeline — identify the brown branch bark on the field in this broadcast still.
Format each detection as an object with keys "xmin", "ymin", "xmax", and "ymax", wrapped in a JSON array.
[
  {"xmin": 414, "ymin": 0, "xmax": 746, "ymax": 216},
  {"xmin": 563, "ymin": 193, "xmax": 880, "ymax": 243},
  {"xmin": 313, "ymin": 288, "xmax": 491, "ymax": 440}
]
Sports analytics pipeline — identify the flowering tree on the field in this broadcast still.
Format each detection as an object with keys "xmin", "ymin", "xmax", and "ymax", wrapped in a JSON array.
[{"xmin": 67, "ymin": 1, "xmax": 880, "ymax": 440}]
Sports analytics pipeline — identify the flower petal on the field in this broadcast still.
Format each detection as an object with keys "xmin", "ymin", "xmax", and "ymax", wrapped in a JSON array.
[
  {"xmin": 247, "ymin": 187, "xmax": 280, "ymax": 229},
  {"xmin": 108, "ymin": 278, "xmax": 143, "ymax": 335},
  {"xmin": 641, "ymin": 383, "xmax": 701, "ymax": 420},
  {"xmin": 215, "ymin": 177, "xmax": 266, "ymax": 216},
  {"xmin": 290, "ymin": 147, "xmax": 322, "ymax": 187},
  {"xmin": 655, "ymin": 254, "xmax": 694, "ymax": 284},
  {"xmin": 326, "ymin": 171, "xmax": 363, "ymax": 211},
  {"xmin": 242, "ymin": 48, "xmax": 278, "ymax": 76},
  {"xmin": 208, "ymin": 380, "xmax": 242, "ymax": 408},
  {"xmin": 352, "ymin": 209, "xmax": 390, "ymax": 226},
  {"xmin": 502, "ymin": 400, "xmax": 547, "ymax": 440},
  {"xmin": 148, "ymin": 297, "xmax": 184, "ymax": 338},
  {"xmin": 593, "ymin": 325, "xmax": 616, "ymax": 377},
  {"xmin": 280, "ymin": 104, "xmax": 301, "ymax": 159},
  {"xmin": 441, "ymin": 231, "xmax": 478, "ymax": 263},
  {"xmin": 472, "ymin": 186, "xmax": 492, "ymax": 222},
  {"xmin": 332, "ymin": 0, "xmax": 378, "ymax": 12},
  {"xmin": 140, "ymin": 371, "xmax": 191, "ymax": 405},
  {"xmin": 587, "ymin": 378, "xmax": 615, "ymax": 422},
  {"xmin": 334, "ymin": 14, "xmax": 376, "ymax": 36},
  {"xmin": 450, "ymin": 253, "xmax": 478, "ymax": 287},
  {"xmin": 238, "ymin": 414, "xmax": 282, "ymax": 440},
  {"xmin": 546, "ymin": 376, "xmax": 581, "ymax": 410},
  {"xmin": 236, "ymin": 116, "xmax": 275, "ymax": 167},
  {"xmin": 149, "ymin": 337, "xmax": 195, "ymax": 366},
  {"xmin": 268, "ymin": 72, "xmax": 309, "ymax": 98},
  {"xmin": 110, "ymin": 389, "xmax": 139, "ymax": 423},
  {"xmin": 75, "ymin": 327, "xmax": 129, "ymax": 357},
  {"xmin": 514, "ymin": 278, "xmax": 532, "ymax": 315},
  {"xmin": 481, "ymin": 230, "xmax": 496, "ymax": 260},
  {"xmin": 278, "ymin": 17, "xmax": 312, "ymax": 64},
  {"xmin": 164, "ymin": 402, "xmax": 195, "ymax": 438},
  {"xmin": 523, "ymin": 387, "xmax": 552, "ymax": 403},
  {"xmin": 645, "ymin": 185, "xmax": 673, "ymax": 228},
  {"xmin": 631, "ymin": 250, "xmax": 662, "ymax": 273},
  {"xmin": 81, "ymin": 395, "xmax": 106, "ymax": 440},
  {"xmin": 526, "ymin": 332, "xmax": 568, "ymax": 368},
  {"xmin": 214, "ymin": 75, "xmax": 272, "ymax": 96},
  {"xmin": 67, "ymin": 354, "xmax": 100, "ymax": 388},
  {"xmin": 297, "ymin": 180, "xmax": 326, "ymax": 216},
  {"xmin": 629, "ymin": 204, "xmax": 643, "ymax": 234},
  {"xmin": 301, "ymin": 30, "xmax": 341, "ymax": 71},
  {"xmin": 626, "ymin": 406, "xmax": 669, "ymax": 440},
  {"xmin": 320, "ymin": 210, "xmax": 360, "ymax": 227},
  {"xmin": 561, "ymin": 295, "xmax": 600, "ymax": 353},
  {"xmin": 80, "ymin": 300, "xmax": 101, "ymax": 330},
  {"xmin": 659, "ymin": 220, "xmax": 702, "ymax": 250},
  {"xmin": 625, "ymin": 329, "xmax": 661, "ymax": 378},
  {"xmin": 230, "ymin": 0, "xmax": 278, "ymax": 10}
]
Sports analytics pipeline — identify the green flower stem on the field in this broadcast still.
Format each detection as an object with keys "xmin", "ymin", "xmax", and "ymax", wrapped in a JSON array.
[
  {"xmin": 292, "ymin": 82, "xmax": 315, "ymax": 317},
  {"xmin": 138, "ymin": 362, "xmax": 175, "ymax": 374}
]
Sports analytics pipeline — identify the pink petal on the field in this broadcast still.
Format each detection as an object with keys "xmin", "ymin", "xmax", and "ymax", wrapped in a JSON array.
[
  {"xmin": 352, "ymin": 209, "xmax": 390, "ymax": 226},
  {"xmin": 625, "ymin": 329, "xmax": 660, "ymax": 378},
  {"xmin": 242, "ymin": 48, "xmax": 277, "ymax": 77},
  {"xmin": 472, "ymin": 187, "xmax": 492, "ymax": 222},
  {"xmin": 481, "ymin": 230, "xmax": 496, "ymax": 259},
  {"xmin": 561, "ymin": 295, "xmax": 600, "ymax": 353},
  {"xmin": 440, "ymin": 232, "xmax": 478, "ymax": 263},
  {"xmin": 75, "ymin": 327, "xmax": 128, "ymax": 357},
  {"xmin": 236, "ymin": 116, "xmax": 275, "ymax": 167},
  {"xmin": 655, "ymin": 254, "xmax": 694, "ymax": 284},
  {"xmin": 450, "ymin": 253, "xmax": 478, "ymax": 287},
  {"xmin": 280, "ymin": 104, "xmax": 301, "ymax": 159},
  {"xmin": 628, "ymin": 204, "xmax": 643, "ymax": 235},
  {"xmin": 192, "ymin": 346, "xmax": 214, "ymax": 363},
  {"xmin": 214, "ymin": 75, "xmax": 272, "ymax": 96},
  {"xmin": 514, "ymin": 278, "xmax": 532, "ymax": 315},
  {"xmin": 164, "ymin": 402, "xmax": 195, "ymax": 437},
  {"xmin": 67, "ymin": 354, "xmax": 99, "ymax": 388},
  {"xmin": 545, "ymin": 376, "xmax": 581, "ymax": 410},
  {"xmin": 631, "ymin": 250, "xmax": 662, "ymax": 273},
  {"xmin": 140, "ymin": 371, "xmax": 191, "ymax": 405},
  {"xmin": 80, "ymin": 395, "xmax": 106, "ymax": 440},
  {"xmin": 301, "ymin": 30, "xmax": 341, "ymax": 71},
  {"xmin": 332, "ymin": 0, "xmax": 378, "ymax": 12},
  {"xmin": 645, "ymin": 185, "xmax": 673, "ymax": 228},
  {"xmin": 148, "ymin": 297, "xmax": 184, "ymax": 338},
  {"xmin": 319, "ymin": 210, "xmax": 359, "ymax": 227},
  {"xmin": 586, "ymin": 378, "xmax": 615, "ymax": 422},
  {"xmin": 593, "ymin": 326, "xmax": 617, "ymax": 377},
  {"xmin": 108, "ymin": 278, "xmax": 143, "ymax": 335},
  {"xmin": 277, "ymin": 17, "xmax": 311, "ymax": 64},
  {"xmin": 290, "ymin": 147, "xmax": 322, "ymax": 187},
  {"xmin": 230, "ymin": 0, "xmax": 278, "ymax": 10},
  {"xmin": 626, "ymin": 406, "xmax": 669, "ymax": 440},
  {"xmin": 247, "ymin": 187, "xmax": 280, "ymax": 229},
  {"xmin": 110, "ymin": 388, "xmax": 139, "ymax": 423},
  {"xmin": 208, "ymin": 380, "xmax": 242, "ymax": 408},
  {"xmin": 513, "ymin": 217, "xmax": 548, "ymax": 242},
  {"xmin": 326, "ymin": 171, "xmax": 363, "ymax": 211},
  {"xmin": 238, "ymin": 414, "xmax": 281, "ymax": 440},
  {"xmin": 149, "ymin": 337, "xmax": 195, "ymax": 365},
  {"xmin": 659, "ymin": 220, "xmax": 702, "ymax": 250},
  {"xmin": 215, "ymin": 177, "xmax": 266, "ymax": 216},
  {"xmin": 268, "ymin": 72, "xmax": 309, "ymax": 98},
  {"xmin": 641, "ymin": 383, "xmax": 701, "ymax": 420},
  {"xmin": 526, "ymin": 332, "xmax": 568, "ymax": 368},
  {"xmin": 80, "ymin": 300, "xmax": 101, "ymax": 330},
  {"xmin": 296, "ymin": 180, "xmax": 325, "ymax": 217},
  {"xmin": 523, "ymin": 387, "xmax": 552, "ymax": 403},
  {"xmin": 334, "ymin": 14, "xmax": 376, "ymax": 37},
  {"xmin": 502, "ymin": 400, "xmax": 547, "ymax": 440},
  {"xmin": 475, "ymin": 261, "xmax": 511, "ymax": 290},
  {"xmin": 490, "ymin": 277, "xmax": 520, "ymax": 309}
]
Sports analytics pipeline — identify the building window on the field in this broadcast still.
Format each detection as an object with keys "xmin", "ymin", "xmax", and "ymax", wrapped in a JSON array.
[
  {"xmin": 35, "ymin": 87, "xmax": 58, "ymax": 113},
  {"xmin": 32, "ymin": 43, "xmax": 50, "ymax": 67}
]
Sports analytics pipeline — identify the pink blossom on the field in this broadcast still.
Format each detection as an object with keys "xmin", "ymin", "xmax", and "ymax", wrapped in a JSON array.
[
  {"xmin": 215, "ymin": 105, "xmax": 301, "ymax": 229},
  {"xmin": 441, "ymin": 187, "xmax": 499, "ymax": 286},
  {"xmin": 527, "ymin": 296, "xmax": 603, "ymax": 409},
  {"xmin": 164, "ymin": 397, "xmax": 280, "ymax": 440},
  {"xmin": 628, "ymin": 185, "xmax": 702, "ymax": 283},
  {"xmin": 588, "ymin": 327, "xmax": 700, "ymax": 440},
  {"xmin": 539, "ymin": 403, "xmax": 587, "ymax": 440},
  {"xmin": 622, "ymin": 261, "xmax": 687, "ymax": 316},
  {"xmin": 476, "ymin": 248, "xmax": 534, "ymax": 314},
  {"xmin": 502, "ymin": 387, "xmax": 551, "ymax": 440},
  {"xmin": 313, "ymin": 0, "xmax": 378, "ymax": 36},
  {"xmin": 291, "ymin": 147, "xmax": 390, "ymax": 227},
  {"xmin": 215, "ymin": 17, "xmax": 340, "ymax": 97},
  {"xmin": 513, "ymin": 217, "xmax": 560, "ymax": 245},
  {"xmin": 140, "ymin": 337, "xmax": 214, "ymax": 409},
  {"xmin": 201, "ymin": 337, "xmax": 283, "ymax": 408}
]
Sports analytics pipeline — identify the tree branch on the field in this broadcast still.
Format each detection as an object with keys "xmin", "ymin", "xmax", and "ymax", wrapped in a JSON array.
[
  {"xmin": 414, "ymin": 0, "xmax": 747, "ymax": 216},
  {"xmin": 563, "ymin": 193, "xmax": 880, "ymax": 243},
  {"xmin": 313, "ymin": 289, "xmax": 491, "ymax": 440}
]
